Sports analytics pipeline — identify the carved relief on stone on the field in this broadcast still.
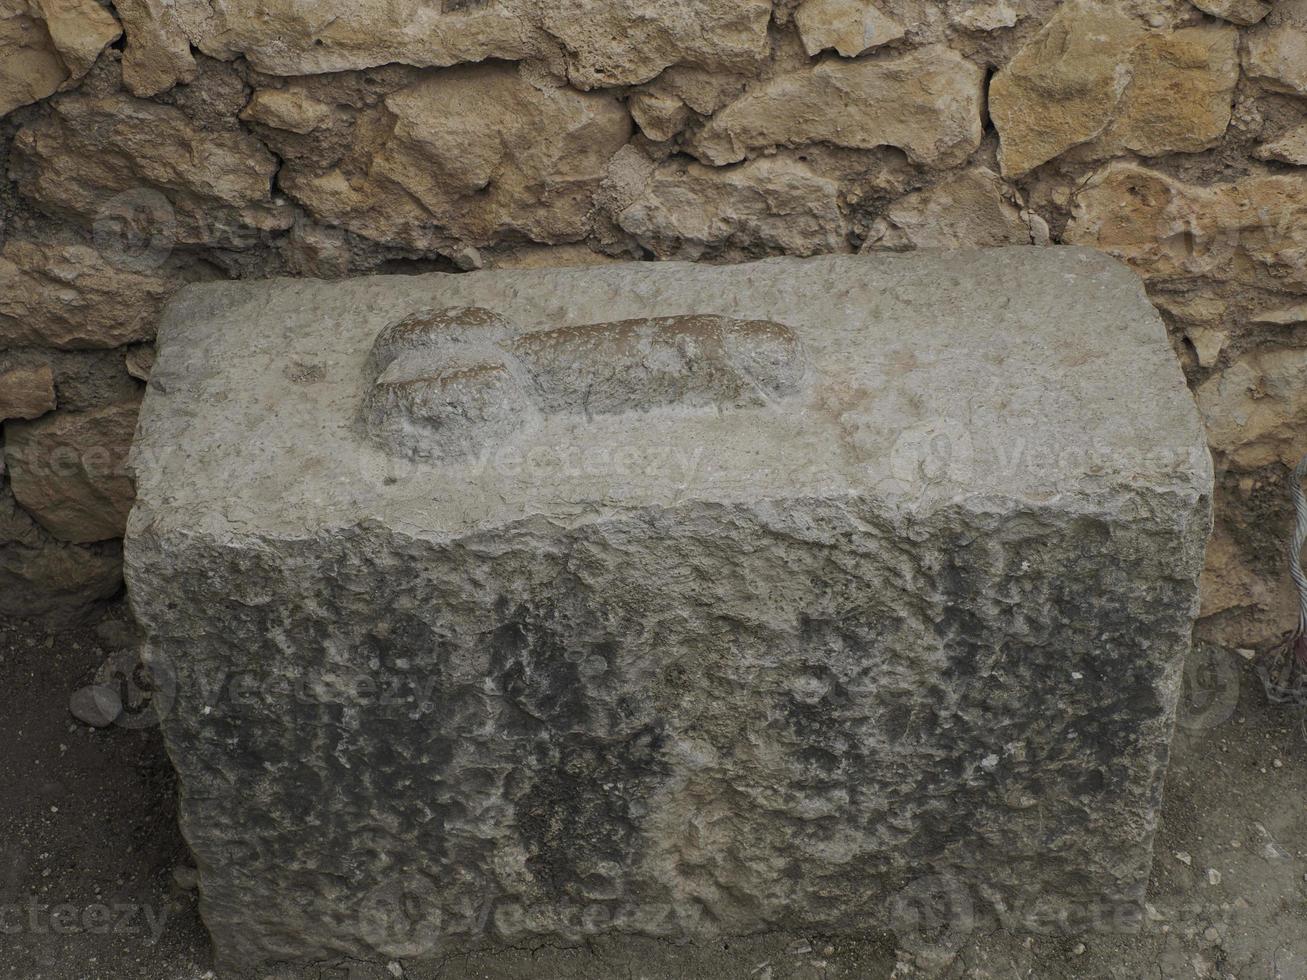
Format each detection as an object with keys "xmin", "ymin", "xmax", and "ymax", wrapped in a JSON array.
[{"xmin": 362, "ymin": 306, "xmax": 809, "ymax": 460}]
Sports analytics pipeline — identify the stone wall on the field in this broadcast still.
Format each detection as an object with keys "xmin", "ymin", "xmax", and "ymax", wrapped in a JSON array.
[{"xmin": 1, "ymin": 0, "xmax": 1303, "ymax": 643}]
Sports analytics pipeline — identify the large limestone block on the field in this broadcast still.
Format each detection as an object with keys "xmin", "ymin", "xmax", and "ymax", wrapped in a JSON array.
[{"xmin": 126, "ymin": 249, "xmax": 1211, "ymax": 972}]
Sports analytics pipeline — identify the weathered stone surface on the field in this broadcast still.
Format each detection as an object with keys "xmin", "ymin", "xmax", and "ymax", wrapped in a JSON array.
[
  {"xmin": 949, "ymin": 0, "xmax": 1019, "ymax": 31},
  {"xmin": 1065, "ymin": 163, "xmax": 1307, "ymax": 292},
  {"xmin": 173, "ymin": 0, "xmax": 771, "ymax": 90},
  {"xmin": 0, "ymin": 1, "xmax": 66, "ymax": 117},
  {"xmin": 114, "ymin": 0, "xmax": 199, "ymax": 96},
  {"xmin": 124, "ymin": 345, "xmax": 155, "ymax": 381},
  {"xmin": 627, "ymin": 91, "xmax": 689, "ymax": 142},
  {"xmin": 691, "ymin": 45, "xmax": 985, "ymax": 167},
  {"xmin": 0, "ymin": 0, "xmax": 117, "ymax": 118},
  {"xmin": 1251, "ymin": 300, "xmax": 1307, "ymax": 325},
  {"xmin": 1195, "ymin": 347, "xmax": 1307, "ymax": 468},
  {"xmin": 614, "ymin": 154, "xmax": 848, "ymax": 260},
  {"xmin": 990, "ymin": 3, "xmax": 1237, "ymax": 176},
  {"xmin": 127, "ymin": 249, "xmax": 1209, "ymax": 971},
  {"xmin": 1254, "ymin": 122, "xmax": 1307, "ymax": 165},
  {"xmin": 281, "ymin": 64, "xmax": 631, "ymax": 251},
  {"xmin": 0, "ymin": 241, "xmax": 176, "ymax": 350},
  {"xmin": 35, "ymin": 0, "xmax": 121, "ymax": 79},
  {"xmin": 793, "ymin": 0, "xmax": 905, "ymax": 57},
  {"xmin": 1190, "ymin": 0, "xmax": 1270, "ymax": 25},
  {"xmin": 11, "ymin": 93, "xmax": 294, "ymax": 248},
  {"xmin": 1243, "ymin": 0, "xmax": 1307, "ymax": 95},
  {"xmin": 0, "ymin": 481, "xmax": 122, "ymax": 620},
  {"xmin": 239, "ymin": 87, "xmax": 334, "ymax": 135},
  {"xmin": 0, "ymin": 363, "xmax": 56, "ymax": 420},
  {"xmin": 863, "ymin": 167, "xmax": 1030, "ymax": 250},
  {"xmin": 5, "ymin": 397, "xmax": 140, "ymax": 543},
  {"xmin": 0, "ymin": 348, "xmax": 142, "ymax": 411}
]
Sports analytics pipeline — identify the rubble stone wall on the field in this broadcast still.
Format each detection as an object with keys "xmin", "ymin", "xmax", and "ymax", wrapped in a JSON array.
[{"xmin": 2, "ymin": 0, "xmax": 1304, "ymax": 643}]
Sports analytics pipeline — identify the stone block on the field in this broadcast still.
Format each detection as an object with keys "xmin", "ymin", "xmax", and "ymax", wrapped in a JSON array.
[{"xmin": 125, "ymin": 249, "xmax": 1211, "ymax": 972}]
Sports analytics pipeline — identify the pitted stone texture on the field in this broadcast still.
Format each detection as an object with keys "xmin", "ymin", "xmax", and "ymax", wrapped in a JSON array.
[
  {"xmin": 990, "ymin": 2, "xmax": 1237, "ymax": 176},
  {"xmin": 126, "ymin": 250, "xmax": 1210, "ymax": 973},
  {"xmin": 11, "ymin": 92, "xmax": 293, "ymax": 249},
  {"xmin": 1065, "ymin": 163, "xmax": 1307, "ymax": 292},
  {"xmin": 168, "ymin": 0, "xmax": 771, "ymax": 90},
  {"xmin": 690, "ymin": 44, "xmax": 985, "ymax": 167},
  {"xmin": 280, "ymin": 63, "xmax": 631, "ymax": 252}
]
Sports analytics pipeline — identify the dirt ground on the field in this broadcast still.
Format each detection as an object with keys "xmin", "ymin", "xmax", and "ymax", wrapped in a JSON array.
[{"xmin": 1, "ymin": 602, "xmax": 1304, "ymax": 980}]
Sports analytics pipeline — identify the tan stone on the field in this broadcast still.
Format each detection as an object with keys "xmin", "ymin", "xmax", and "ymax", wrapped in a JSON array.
[
  {"xmin": 1065, "ymin": 162, "xmax": 1307, "ymax": 292},
  {"xmin": 124, "ymin": 345, "xmax": 155, "ymax": 381},
  {"xmin": 991, "ymin": 3, "xmax": 1237, "ymax": 176},
  {"xmin": 1198, "ymin": 522, "xmax": 1281, "ymax": 620},
  {"xmin": 1244, "ymin": 0, "xmax": 1307, "ymax": 95},
  {"xmin": 240, "ymin": 88, "xmax": 335, "ymax": 135},
  {"xmin": 1194, "ymin": 347, "xmax": 1307, "ymax": 468},
  {"xmin": 1151, "ymin": 291, "xmax": 1226, "ymax": 327},
  {"xmin": 0, "ymin": 364, "xmax": 56, "ymax": 420},
  {"xmin": 0, "ymin": 482, "xmax": 122, "ymax": 620},
  {"xmin": 615, "ymin": 154, "xmax": 848, "ymax": 260},
  {"xmin": 863, "ymin": 167, "xmax": 1030, "ymax": 250},
  {"xmin": 114, "ymin": 0, "xmax": 198, "ymax": 96},
  {"xmin": 692, "ymin": 44, "xmax": 985, "ymax": 167},
  {"xmin": 11, "ymin": 93, "xmax": 294, "ymax": 248},
  {"xmin": 628, "ymin": 91, "xmax": 689, "ymax": 142},
  {"xmin": 0, "ymin": 2, "xmax": 66, "ymax": 117},
  {"xmin": 281, "ymin": 63, "xmax": 631, "ymax": 251},
  {"xmin": 1250, "ymin": 301, "xmax": 1307, "ymax": 325},
  {"xmin": 1100, "ymin": 27, "xmax": 1238, "ymax": 159},
  {"xmin": 183, "ymin": 0, "xmax": 770, "ymax": 90},
  {"xmin": 794, "ymin": 0, "xmax": 905, "ymax": 57},
  {"xmin": 489, "ymin": 244, "xmax": 625, "ymax": 270},
  {"xmin": 1254, "ymin": 123, "xmax": 1307, "ymax": 166},
  {"xmin": 4, "ymin": 397, "xmax": 140, "ymax": 543},
  {"xmin": 1185, "ymin": 326, "xmax": 1227, "ymax": 367},
  {"xmin": 647, "ymin": 65, "xmax": 750, "ymax": 116},
  {"xmin": 0, "ymin": 241, "xmax": 175, "ymax": 349},
  {"xmin": 1190, "ymin": 0, "xmax": 1270, "ymax": 25},
  {"xmin": 1150, "ymin": 292, "xmax": 1229, "ymax": 367},
  {"xmin": 950, "ymin": 0, "xmax": 1019, "ymax": 31},
  {"xmin": 35, "ymin": 0, "xmax": 120, "ymax": 79}
]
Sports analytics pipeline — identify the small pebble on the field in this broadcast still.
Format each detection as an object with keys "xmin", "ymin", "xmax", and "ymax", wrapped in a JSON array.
[
  {"xmin": 1207, "ymin": 868, "xmax": 1221, "ymax": 886},
  {"xmin": 1273, "ymin": 759, "xmax": 1283, "ymax": 768},
  {"xmin": 387, "ymin": 963, "xmax": 404, "ymax": 979},
  {"xmin": 1174, "ymin": 850, "xmax": 1192, "ymax": 866},
  {"xmin": 69, "ymin": 685, "xmax": 122, "ymax": 728},
  {"xmin": 1203, "ymin": 926, "xmax": 1221, "ymax": 943},
  {"xmin": 1072, "ymin": 943, "xmax": 1086, "ymax": 955}
]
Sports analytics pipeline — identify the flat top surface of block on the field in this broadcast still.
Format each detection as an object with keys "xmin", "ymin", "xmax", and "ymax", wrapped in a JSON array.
[{"xmin": 131, "ymin": 248, "xmax": 1208, "ymax": 539}]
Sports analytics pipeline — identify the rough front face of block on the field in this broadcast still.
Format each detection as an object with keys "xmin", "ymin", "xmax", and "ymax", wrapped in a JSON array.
[{"xmin": 125, "ymin": 249, "xmax": 1211, "ymax": 971}]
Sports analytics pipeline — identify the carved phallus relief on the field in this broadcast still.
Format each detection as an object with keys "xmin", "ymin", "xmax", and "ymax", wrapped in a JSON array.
[{"xmin": 362, "ymin": 307, "xmax": 808, "ymax": 460}]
